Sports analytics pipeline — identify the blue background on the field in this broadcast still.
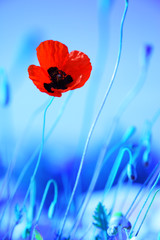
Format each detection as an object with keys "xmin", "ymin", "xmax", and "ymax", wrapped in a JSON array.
[{"xmin": 0, "ymin": 0, "xmax": 160, "ymax": 192}]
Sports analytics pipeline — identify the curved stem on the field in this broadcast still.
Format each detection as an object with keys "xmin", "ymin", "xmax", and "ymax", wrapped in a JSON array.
[
  {"xmin": 135, "ymin": 188, "xmax": 160, "ymax": 237},
  {"xmin": 31, "ymin": 179, "xmax": 58, "ymax": 240},
  {"xmin": 21, "ymin": 97, "xmax": 54, "ymax": 209},
  {"xmin": 0, "ymin": 92, "xmax": 72, "ymax": 225},
  {"xmin": 68, "ymin": 137, "xmax": 126, "ymax": 236},
  {"xmin": 125, "ymin": 162, "xmax": 160, "ymax": 218},
  {"xmin": 129, "ymin": 173, "xmax": 160, "ymax": 238},
  {"xmin": 102, "ymin": 147, "xmax": 132, "ymax": 203},
  {"xmin": 110, "ymin": 168, "xmax": 127, "ymax": 214},
  {"xmin": 151, "ymin": 108, "xmax": 160, "ymax": 127},
  {"xmin": 58, "ymin": 1, "xmax": 129, "ymax": 238},
  {"xmin": 127, "ymin": 166, "xmax": 159, "ymax": 219},
  {"xmin": 0, "ymin": 98, "xmax": 49, "ymax": 202}
]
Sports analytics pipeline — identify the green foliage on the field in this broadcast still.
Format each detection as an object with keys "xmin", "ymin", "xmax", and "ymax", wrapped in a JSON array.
[
  {"xmin": 93, "ymin": 202, "xmax": 110, "ymax": 231},
  {"xmin": 35, "ymin": 229, "xmax": 43, "ymax": 240}
]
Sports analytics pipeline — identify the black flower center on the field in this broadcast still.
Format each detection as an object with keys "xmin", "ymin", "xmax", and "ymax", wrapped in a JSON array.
[{"xmin": 44, "ymin": 67, "xmax": 73, "ymax": 93}]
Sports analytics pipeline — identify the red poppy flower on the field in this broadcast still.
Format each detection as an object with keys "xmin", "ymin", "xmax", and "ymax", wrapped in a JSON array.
[{"xmin": 28, "ymin": 40, "xmax": 92, "ymax": 97}]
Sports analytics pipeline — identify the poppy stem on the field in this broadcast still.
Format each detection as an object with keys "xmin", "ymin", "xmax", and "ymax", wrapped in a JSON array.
[
  {"xmin": 135, "ymin": 188, "xmax": 160, "ymax": 237},
  {"xmin": 0, "ymin": 92, "xmax": 72, "ymax": 225},
  {"xmin": 68, "ymin": 128, "xmax": 133, "ymax": 236},
  {"xmin": 101, "ymin": 147, "xmax": 133, "ymax": 203},
  {"xmin": 21, "ymin": 96, "xmax": 54, "ymax": 209},
  {"xmin": 129, "ymin": 173, "xmax": 160, "ymax": 238},
  {"xmin": 58, "ymin": 0, "xmax": 129, "ymax": 238},
  {"xmin": 1, "ymin": 96, "xmax": 54, "ymax": 236},
  {"xmin": 125, "ymin": 162, "xmax": 160, "ymax": 218},
  {"xmin": 31, "ymin": 179, "xmax": 58, "ymax": 240},
  {"xmin": 110, "ymin": 167, "xmax": 127, "ymax": 214},
  {"xmin": 126, "ymin": 164, "xmax": 160, "ymax": 220},
  {"xmin": 150, "ymin": 108, "xmax": 160, "ymax": 127},
  {"xmin": 0, "ymin": 97, "xmax": 50, "ymax": 204}
]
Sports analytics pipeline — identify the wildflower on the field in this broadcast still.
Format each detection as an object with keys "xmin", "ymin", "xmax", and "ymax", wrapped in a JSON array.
[{"xmin": 28, "ymin": 40, "xmax": 92, "ymax": 97}]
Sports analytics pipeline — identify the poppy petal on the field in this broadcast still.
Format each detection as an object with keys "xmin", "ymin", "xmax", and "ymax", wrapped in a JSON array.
[
  {"xmin": 28, "ymin": 65, "xmax": 62, "ymax": 97},
  {"xmin": 62, "ymin": 50, "xmax": 92, "ymax": 90},
  {"xmin": 36, "ymin": 40, "xmax": 69, "ymax": 71}
]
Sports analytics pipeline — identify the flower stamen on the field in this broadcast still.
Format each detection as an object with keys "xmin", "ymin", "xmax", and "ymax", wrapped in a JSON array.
[{"xmin": 44, "ymin": 67, "xmax": 73, "ymax": 92}]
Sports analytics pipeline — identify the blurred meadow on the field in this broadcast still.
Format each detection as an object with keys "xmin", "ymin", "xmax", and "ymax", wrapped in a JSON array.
[{"xmin": 0, "ymin": 0, "xmax": 160, "ymax": 239}]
